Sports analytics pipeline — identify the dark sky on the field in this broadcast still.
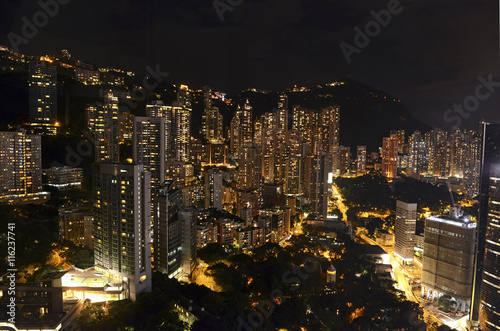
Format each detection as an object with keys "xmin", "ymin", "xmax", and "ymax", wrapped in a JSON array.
[{"xmin": 0, "ymin": 0, "xmax": 498, "ymax": 129}]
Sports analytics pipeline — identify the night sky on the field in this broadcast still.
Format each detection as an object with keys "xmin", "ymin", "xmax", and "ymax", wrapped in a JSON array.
[{"xmin": 0, "ymin": 0, "xmax": 498, "ymax": 129}]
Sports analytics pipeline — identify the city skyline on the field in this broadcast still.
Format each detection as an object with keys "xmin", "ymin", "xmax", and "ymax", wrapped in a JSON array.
[{"xmin": 0, "ymin": 1, "xmax": 498, "ymax": 330}]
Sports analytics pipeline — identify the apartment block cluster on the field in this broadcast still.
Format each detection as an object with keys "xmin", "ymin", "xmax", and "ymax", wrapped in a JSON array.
[{"xmin": 380, "ymin": 129, "xmax": 481, "ymax": 197}]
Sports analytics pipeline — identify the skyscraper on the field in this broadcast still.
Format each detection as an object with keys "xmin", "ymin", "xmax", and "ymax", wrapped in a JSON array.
[
  {"xmin": 356, "ymin": 145, "xmax": 367, "ymax": 175},
  {"xmin": 260, "ymin": 112, "xmax": 277, "ymax": 181},
  {"xmin": 0, "ymin": 130, "xmax": 42, "ymax": 200},
  {"xmin": 204, "ymin": 107, "xmax": 224, "ymax": 142},
  {"xmin": 470, "ymin": 123, "xmax": 500, "ymax": 329},
  {"xmin": 176, "ymin": 84, "xmax": 192, "ymax": 108},
  {"xmin": 146, "ymin": 101, "xmax": 173, "ymax": 159},
  {"xmin": 407, "ymin": 130, "xmax": 428, "ymax": 176},
  {"xmin": 304, "ymin": 153, "xmax": 331, "ymax": 218},
  {"xmin": 86, "ymin": 91, "xmax": 119, "ymax": 163},
  {"xmin": 179, "ymin": 206, "xmax": 197, "ymax": 281},
  {"xmin": 205, "ymin": 168, "xmax": 223, "ymax": 211},
  {"xmin": 382, "ymin": 134, "xmax": 399, "ymax": 179},
  {"xmin": 29, "ymin": 60, "xmax": 58, "ymax": 134},
  {"xmin": 276, "ymin": 94, "xmax": 288, "ymax": 132},
  {"xmin": 153, "ymin": 181, "xmax": 182, "ymax": 276},
  {"xmin": 394, "ymin": 200, "xmax": 417, "ymax": 263},
  {"xmin": 93, "ymin": 163, "xmax": 152, "ymax": 301},
  {"xmin": 153, "ymin": 181, "xmax": 197, "ymax": 281},
  {"xmin": 133, "ymin": 116, "xmax": 166, "ymax": 189},
  {"xmin": 320, "ymin": 106, "xmax": 340, "ymax": 153},
  {"xmin": 230, "ymin": 102, "xmax": 253, "ymax": 155},
  {"xmin": 284, "ymin": 130, "xmax": 303, "ymax": 195},
  {"xmin": 238, "ymin": 143, "xmax": 262, "ymax": 191},
  {"xmin": 422, "ymin": 210, "xmax": 476, "ymax": 313},
  {"xmin": 174, "ymin": 106, "xmax": 191, "ymax": 162}
]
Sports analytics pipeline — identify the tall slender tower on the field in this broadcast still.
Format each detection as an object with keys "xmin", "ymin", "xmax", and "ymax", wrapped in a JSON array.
[
  {"xmin": 394, "ymin": 200, "xmax": 417, "ymax": 263},
  {"xmin": 86, "ymin": 91, "xmax": 119, "ymax": 162},
  {"xmin": 175, "ymin": 106, "xmax": 191, "ymax": 162},
  {"xmin": 29, "ymin": 60, "xmax": 58, "ymax": 134},
  {"xmin": 93, "ymin": 163, "xmax": 152, "ymax": 301},
  {"xmin": 382, "ymin": 134, "xmax": 399, "ymax": 179},
  {"xmin": 356, "ymin": 145, "xmax": 367, "ymax": 175},
  {"xmin": 133, "ymin": 116, "xmax": 166, "ymax": 189},
  {"xmin": 276, "ymin": 94, "xmax": 288, "ymax": 132},
  {"xmin": 470, "ymin": 123, "xmax": 500, "ymax": 329},
  {"xmin": 0, "ymin": 129, "xmax": 42, "ymax": 198},
  {"xmin": 205, "ymin": 168, "xmax": 223, "ymax": 211}
]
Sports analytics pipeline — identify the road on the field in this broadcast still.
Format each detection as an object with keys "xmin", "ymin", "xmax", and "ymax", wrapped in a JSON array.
[
  {"xmin": 357, "ymin": 232, "xmax": 450, "ymax": 328},
  {"xmin": 331, "ymin": 184, "xmax": 348, "ymax": 224}
]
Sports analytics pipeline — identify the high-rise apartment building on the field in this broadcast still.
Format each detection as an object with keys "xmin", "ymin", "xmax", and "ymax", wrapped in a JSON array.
[
  {"xmin": 276, "ymin": 94, "xmax": 288, "ymax": 132},
  {"xmin": 92, "ymin": 163, "xmax": 152, "ymax": 301},
  {"xmin": 86, "ymin": 91, "xmax": 119, "ymax": 163},
  {"xmin": 382, "ymin": 134, "xmax": 399, "ymax": 179},
  {"xmin": 174, "ymin": 106, "xmax": 191, "ymax": 162},
  {"xmin": 320, "ymin": 106, "xmax": 340, "ymax": 153},
  {"xmin": 133, "ymin": 116, "xmax": 166, "ymax": 189},
  {"xmin": 176, "ymin": 84, "xmax": 192, "ymax": 108},
  {"xmin": 0, "ymin": 130, "xmax": 42, "ymax": 200},
  {"xmin": 304, "ymin": 153, "xmax": 331, "ymax": 218},
  {"xmin": 238, "ymin": 143, "xmax": 262, "ymax": 191},
  {"xmin": 229, "ymin": 102, "xmax": 253, "ymax": 155},
  {"xmin": 407, "ymin": 131, "xmax": 428, "ymax": 176},
  {"xmin": 205, "ymin": 168, "xmax": 223, "ymax": 211},
  {"xmin": 179, "ymin": 206, "xmax": 197, "ymax": 281},
  {"xmin": 204, "ymin": 107, "xmax": 224, "ymax": 142},
  {"xmin": 284, "ymin": 130, "xmax": 303, "ymax": 195},
  {"xmin": 422, "ymin": 210, "xmax": 476, "ymax": 313},
  {"xmin": 146, "ymin": 101, "xmax": 173, "ymax": 159},
  {"xmin": 29, "ymin": 60, "xmax": 58, "ymax": 134},
  {"xmin": 153, "ymin": 181, "xmax": 182, "ymax": 276},
  {"xmin": 394, "ymin": 200, "xmax": 417, "ymax": 263},
  {"xmin": 356, "ymin": 145, "xmax": 367, "ymax": 175}
]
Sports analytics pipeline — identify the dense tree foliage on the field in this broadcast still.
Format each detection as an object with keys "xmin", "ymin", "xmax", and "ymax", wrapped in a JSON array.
[{"xmin": 336, "ymin": 173, "xmax": 452, "ymax": 212}]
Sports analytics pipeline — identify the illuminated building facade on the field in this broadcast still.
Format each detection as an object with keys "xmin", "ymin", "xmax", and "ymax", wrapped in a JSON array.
[
  {"xmin": 204, "ymin": 107, "xmax": 223, "ymax": 142},
  {"xmin": 45, "ymin": 166, "xmax": 83, "ymax": 192},
  {"xmin": 174, "ymin": 106, "xmax": 191, "ymax": 162},
  {"xmin": 277, "ymin": 93, "xmax": 288, "ymax": 132},
  {"xmin": 304, "ymin": 153, "xmax": 331, "ymax": 218},
  {"xmin": 238, "ymin": 143, "xmax": 262, "ymax": 192},
  {"xmin": 117, "ymin": 110, "xmax": 134, "ymax": 144},
  {"xmin": 59, "ymin": 202, "xmax": 92, "ymax": 246},
  {"xmin": 357, "ymin": 145, "xmax": 367, "ymax": 175},
  {"xmin": 92, "ymin": 163, "xmax": 152, "ymax": 301},
  {"xmin": 29, "ymin": 60, "xmax": 58, "ymax": 134},
  {"xmin": 153, "ymin": 181, "xmax": 182, "ymax": 277},
  {"xmin": 422, "ymin": 212, "xmax": 476, "ymax": 312},
  {"xmin": 0, "ymin": 130, "xmax": 42, "ymax": 199},
  {"xmin": 205, "ymin": 168, "xmax": 223, "ymax": 211},
  {"xmin": 146, "ymin": 100, "xmax": 173, "ymax": 158},
  {"xmin": 86, "ymin": 91, "xmax": 119, "ymax": 162},
  {"xmin": 230, "ymin": 101, "xmax": 253, "ymax": 155},
  {"xmin": 382, "ymin": 133, "xmax": 398, "ymax": 179},
  {"xmin": 133, "ymin": 116, "xmax": 166, "ymax": 189},
  {"xmin": 394, "ymin": 200, "xmax": 417, "ymax": 262}
]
